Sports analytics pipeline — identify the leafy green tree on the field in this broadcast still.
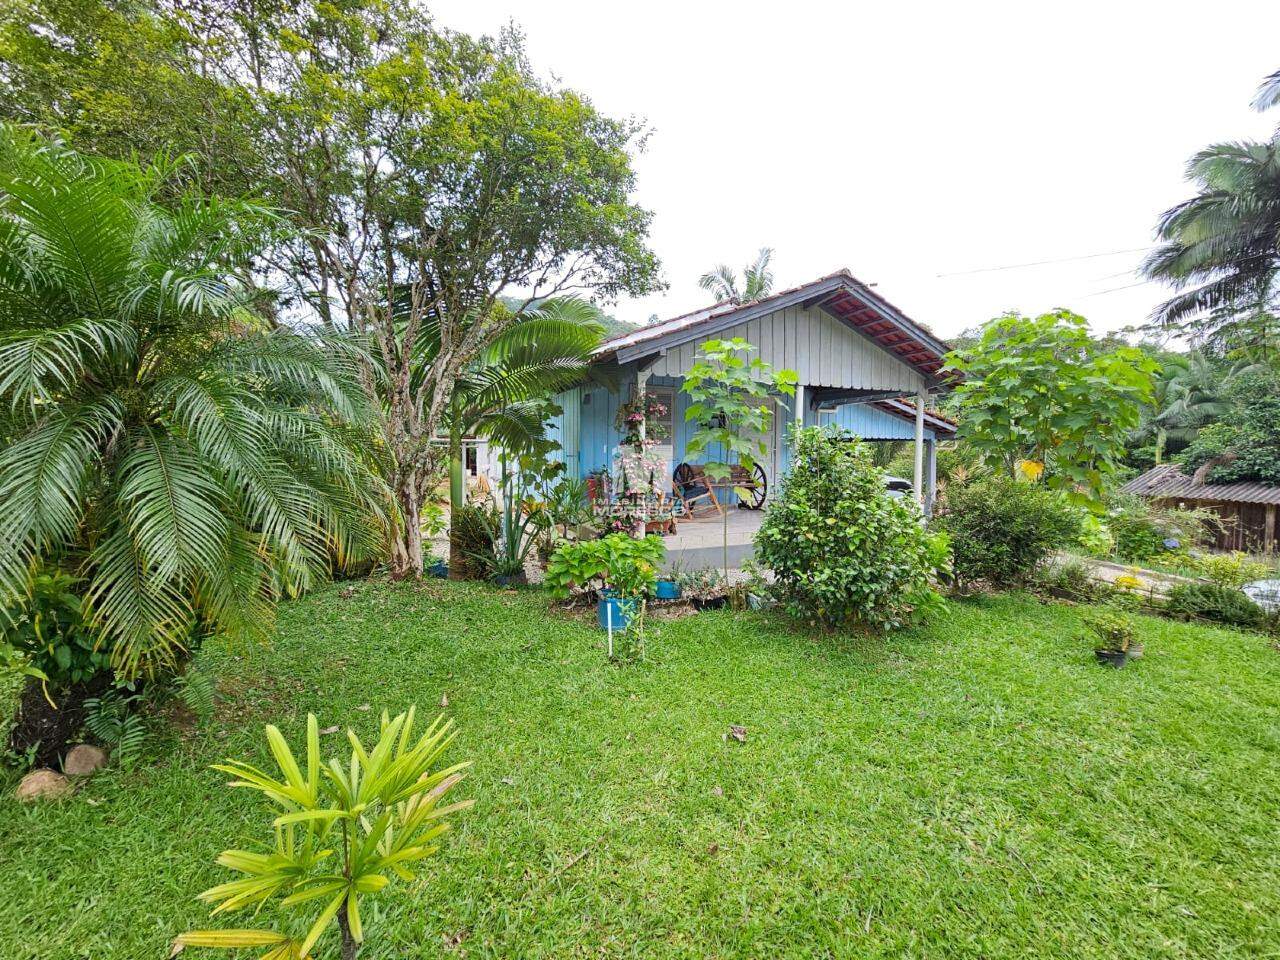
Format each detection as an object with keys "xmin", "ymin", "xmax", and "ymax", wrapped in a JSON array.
[
  {"xmin": 0, "ymin": 0, "xmax": 256, "ymax": 197},
  {"xmin": 682, "ymin": 338, "xmax": 797, "ymax": 573},
  {"xmin": 1142, "ymin": 68, "xmax": 1280, "ymax": 336},
  {"xmin": 945, "ymin": 311, "xmax": 1156, "ymax": 505},
  {"xmin": 0, "ymin": 126, "xmax": 388, "ymax": 681},
  {"xmin": 698, "ymin": 248, "xmax": 775, "ymax": 304},
  {"xmin": 1178, "ymin": 372, "xmax": 1280, "ymax": 484},
  {"xmin": 3, "ymin": 0, "xmax": 664, "ymax": 577},
  {"xmin": 185, "ymin": 2, "xmax": 662, "ymax": 577}
]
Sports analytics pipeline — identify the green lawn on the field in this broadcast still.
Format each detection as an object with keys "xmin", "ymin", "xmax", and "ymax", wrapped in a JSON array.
[{"xmin": 3, "ymin": 582, "xmax": 1280, "ymax": 959}]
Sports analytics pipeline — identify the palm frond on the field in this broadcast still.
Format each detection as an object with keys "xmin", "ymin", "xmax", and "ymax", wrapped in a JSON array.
[
  {"xmin": 1253, "ymin": 68, "xmax": 1280, "ymax": 112},
  {"xmin": 698, "ymin": 265, "xmax": 740, "ymax": 303},
  {"xmin": 0, "ymin": 398, "xmax": 123, "ymax": 603}
]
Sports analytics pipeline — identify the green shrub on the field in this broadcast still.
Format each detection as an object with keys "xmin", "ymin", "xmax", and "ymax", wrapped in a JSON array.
[
  {"xmin": 935, "ymin": 476, "xmax": 1080, "ymax": 587},
  {"xmin": 754, "ymin": 428, "xmax": 949, "ymax": 630},
  {"xmin": 1032, "ymin": 558, "xmax": 1111, "ymax": 602},
  {"xmin": 1164, "ymin": 583, "xmax": 1265, "ymax": 628},
  {"xmin": 1, "ymin": 569, "xmax": 110, "ymax": 688},
  {"xmin": 1187, "ymin": 551, "xmax": 1273, "ymax": 589}
]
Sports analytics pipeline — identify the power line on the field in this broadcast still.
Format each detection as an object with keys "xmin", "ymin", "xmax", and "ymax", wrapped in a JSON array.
[
  {"xmin": 935, "ymin": 245, "xmax": 1156, "ymax": 278},
  {"xmin": 1077, "ymin": 278, "xmax": 1161, "ymax": 299}
]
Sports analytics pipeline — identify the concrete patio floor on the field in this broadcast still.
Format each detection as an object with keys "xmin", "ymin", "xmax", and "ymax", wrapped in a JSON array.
[{"xmin": 660, "ymin": 507, "xmax": 764, "ymax": 572}]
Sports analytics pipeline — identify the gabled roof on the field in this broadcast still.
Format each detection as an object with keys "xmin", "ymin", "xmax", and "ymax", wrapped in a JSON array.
[
  {"xmin": 1121, "ymin": 464, "xmax": 1280, "ymax": 506},
  {"xmin": 594, "ymin": 269, "xmax": 952, "ymax": 383}
]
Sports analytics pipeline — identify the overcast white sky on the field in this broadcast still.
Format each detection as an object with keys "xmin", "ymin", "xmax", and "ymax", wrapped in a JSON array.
[{"xmin": 432, "ymin": 0, "xmax": 1280, "ymax": 340}]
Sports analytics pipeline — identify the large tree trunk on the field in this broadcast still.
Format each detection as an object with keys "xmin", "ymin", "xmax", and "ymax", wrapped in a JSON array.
[{"xmin": 391, "ymin": 478, "xmax": 425, "ymax": 580}]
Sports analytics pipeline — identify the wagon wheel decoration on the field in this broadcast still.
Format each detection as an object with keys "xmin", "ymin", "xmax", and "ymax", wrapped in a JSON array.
[{"xmin": 737, "ymin": 462, "xmax": 768, "ymax": 511}]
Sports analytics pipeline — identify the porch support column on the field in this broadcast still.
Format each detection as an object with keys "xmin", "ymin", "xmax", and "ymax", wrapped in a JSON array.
[
  {"xmin": 913, "ymin": 389, "xmax": 926, "ymax": 507},
  {"xmin": 794, "ymin": 384, "xmax": 805, "ymax": 426},
  {"xmin": 636, "ymin": 367, "xmax": 650, "ymax": 442}
]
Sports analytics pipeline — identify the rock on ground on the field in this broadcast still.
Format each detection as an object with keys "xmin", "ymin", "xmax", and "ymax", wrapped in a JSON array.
[
  {"xmin": 16, "ymin": 769, "xmax": 73, "ymax": 802},
  {"xmin": 63, "ymin": 744, "xmax": 108, "ymax": 776}
]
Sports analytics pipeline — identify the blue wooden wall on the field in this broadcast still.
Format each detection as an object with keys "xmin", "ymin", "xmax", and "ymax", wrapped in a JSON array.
[{"xmin": 549, "ymin": 368, "xmax": 937, "ymax": 485}]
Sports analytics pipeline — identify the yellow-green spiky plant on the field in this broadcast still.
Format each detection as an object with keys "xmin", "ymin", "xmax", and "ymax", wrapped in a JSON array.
[{"xmin": 178, "ymin": 709, "xmax": 471, "ymax": 960}]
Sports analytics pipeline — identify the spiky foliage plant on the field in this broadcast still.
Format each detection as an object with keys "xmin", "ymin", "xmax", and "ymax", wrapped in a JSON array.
[{"xmin": 178, "ymin": 709, "xmax": 471, "ymax": 960}]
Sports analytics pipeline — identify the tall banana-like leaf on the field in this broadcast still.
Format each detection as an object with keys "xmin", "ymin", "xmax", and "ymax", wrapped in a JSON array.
[{"xmin": 0, "ymin": 124, "xmax": 390, "ymax": 676}]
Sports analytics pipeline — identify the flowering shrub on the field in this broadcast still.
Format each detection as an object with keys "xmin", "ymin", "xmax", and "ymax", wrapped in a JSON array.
[
  {"xmin": 614, "ymin": 392, "xmax": 671, "ymax": 444},
  {"xmin": 754, "ymin": 428, "xmax": 950, "ymax": 630},
  {"xmin": 612, "ymin": 443, "xmax": 669, "ymax": 494}
]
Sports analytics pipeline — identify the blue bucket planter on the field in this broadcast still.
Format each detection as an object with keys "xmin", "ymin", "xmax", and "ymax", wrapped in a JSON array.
[
  {"xmin": 428, "ymin": 559, "xmax": 449, "ymax": 579},
  {"xmin": 597, "ymin": 592, "xmax": 637, "ymax": 631},
  {"xmin": 654, "ymin": 579, "xmax": 681, "ymax": 601}
]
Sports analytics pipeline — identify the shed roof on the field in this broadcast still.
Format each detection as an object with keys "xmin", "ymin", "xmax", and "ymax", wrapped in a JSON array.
[
  {"xmin": 594, "ymin": 269, "xmax": 951, "ymax": 383},
  {"xmin": 873, "ymin": 397, "xmax": 958, "ymax": 437},
  {"xmin": 1120, "ymin": 464, "xmax": 1280, "ymax": 506}
]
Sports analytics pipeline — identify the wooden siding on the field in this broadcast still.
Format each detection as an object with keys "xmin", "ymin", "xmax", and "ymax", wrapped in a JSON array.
[
  {"xmin": 647, "ymin": 304, "xmax": 925, "ymax": 392},
  {"xmin": 1155, "ymin": 497, "xmax": 1278, "ymax": 554}
]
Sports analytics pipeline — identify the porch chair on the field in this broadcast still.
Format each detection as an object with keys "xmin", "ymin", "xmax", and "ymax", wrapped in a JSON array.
[{"xmin": 672, "ymin": 463, "xmax": 723, "ymax": 518}]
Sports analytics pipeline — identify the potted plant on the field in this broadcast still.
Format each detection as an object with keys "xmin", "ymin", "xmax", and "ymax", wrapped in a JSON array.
[
  {"xmin": 677, "ymin": 566, "xmax": 729, "ymax": 610},
  {"xmin": 1086, "ymin": 606, "xmax": 1140, "ymax": 668},
  {"xmin": 545, "ymin": 534, "xmax": 666, "ymax": 640}
]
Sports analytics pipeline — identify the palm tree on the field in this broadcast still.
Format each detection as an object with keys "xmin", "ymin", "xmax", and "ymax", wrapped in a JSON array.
[
  {"xmin": 1143, "ymin": 69, "xmax": 1280, "ymax": 330},
  {"xmin": 0, "ymin": 125, "xmax": 388, "ymax": 680},
  {"xmin": 698, "ymin": 248, "xmax": 775, "ymax": 304},
  {"xmin": 425, "ymin": 299, "xmax": 603, "ymax": 568}
]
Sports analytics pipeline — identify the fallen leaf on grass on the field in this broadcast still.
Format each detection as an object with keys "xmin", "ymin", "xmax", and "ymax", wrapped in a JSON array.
[
  {"xmin": 727, "ymin": 725, "xmax": 747, "ymax": 743},
  {"xmin": 711, "ymin": 786, "xmax": 723, "ymax": 797},
  {"xmin": 356, "ymin": 703, "xmax": 371, "ymax": 712},
  {"xmin": 319, "ymin": 725, "xmax": 340, "ymax": 735},
  {"xmin": 706, "ymin": 842, "xmax": 720, "ymax": 856},
  {"xmin": 440, "ymin": 692, "xmax": 449, "ymax": 708}
]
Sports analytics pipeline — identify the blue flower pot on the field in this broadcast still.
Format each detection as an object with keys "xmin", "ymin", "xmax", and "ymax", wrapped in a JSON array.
[
  {"xmin": 428, "ymin": 560, "xmax": 449, "ymax": 579},
  {"xmin": 597, "ymin": 593, "xmax": 636, "ymax": 631},
  {"xmin": 654, "ymin": 579, "xmax": 681, "ymax": 601}
]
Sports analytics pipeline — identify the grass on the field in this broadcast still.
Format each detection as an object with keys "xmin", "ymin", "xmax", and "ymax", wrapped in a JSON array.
[{"xmin": 3, "ymin": 582, "xmax": 1280, "ymax": 959}]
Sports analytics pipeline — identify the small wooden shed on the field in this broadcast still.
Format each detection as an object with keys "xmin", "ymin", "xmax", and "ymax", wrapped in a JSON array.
[{"xmin": 1121, "ymin": 464, "xmax": 1279, "ymax": 553}]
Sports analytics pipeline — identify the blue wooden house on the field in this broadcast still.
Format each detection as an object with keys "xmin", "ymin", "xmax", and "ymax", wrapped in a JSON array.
[{"xmin": 545, "ymin": 269, "xmax": 955, "ymax": 512}]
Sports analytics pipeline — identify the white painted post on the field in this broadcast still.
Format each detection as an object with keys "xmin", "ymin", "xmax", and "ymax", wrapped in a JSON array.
[
  {"xmin": 913, "ymin": 389, "xmax": 926, "ymax": 507},
  {"xmin": 794, "ymin": 384, "xmax": 805, "ymax": 426},
  {"xmin": 636, "ymin": 368, "xmax": 649, "ymax": 442}
]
